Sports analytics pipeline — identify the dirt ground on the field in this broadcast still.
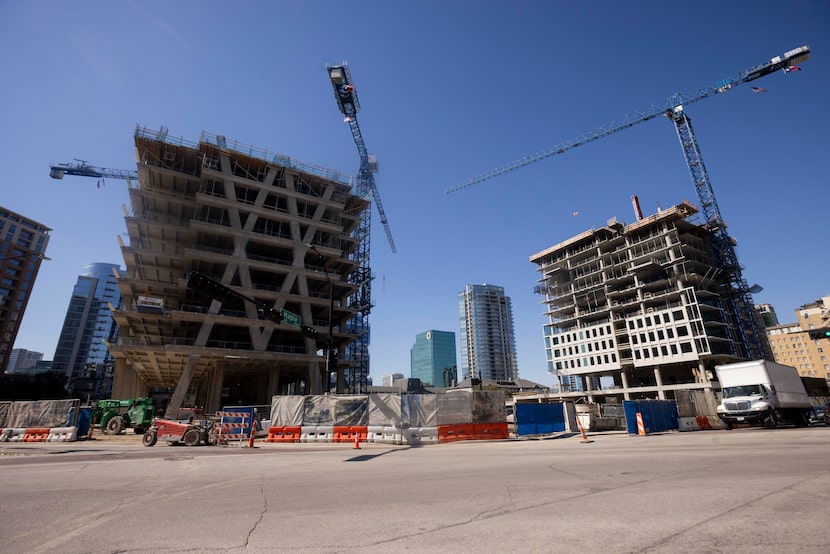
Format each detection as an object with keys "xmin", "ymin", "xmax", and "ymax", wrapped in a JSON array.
[{"xmin": 85, "ymin": 427, "xmax": 146, "ymax": 444}]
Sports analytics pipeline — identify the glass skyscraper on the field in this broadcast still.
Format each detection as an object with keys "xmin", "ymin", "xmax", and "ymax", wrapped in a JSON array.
[
  {"xmin": 458, "ymin": 284, "xmax": 519, "ymax": 381},
  {"xmin": 52, "ymin": 263, "xmax": 122, "ymax": 400},
  {"xmin": 410, "ymin": 330, "xmax": 457, "ymax": 387}
]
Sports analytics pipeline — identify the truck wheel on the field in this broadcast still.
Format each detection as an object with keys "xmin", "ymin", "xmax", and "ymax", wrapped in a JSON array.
[
  {"xmin": 142, "ymin": 430, "xmax": 158, "ymax": 447},
  {"xmin": 763, "ymin": 410, "xmax": 777, "ymax": 429},
  {"xmin": 106, "ymin": 416, "xmax": 125, "ymax": 435},
  {"xmin": 184, "ymin": 429, "xmax": 201, "ymax": 446}
]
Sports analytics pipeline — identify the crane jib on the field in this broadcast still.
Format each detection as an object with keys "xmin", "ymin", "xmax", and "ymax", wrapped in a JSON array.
[{"xmin": 445, "ymin": 45, "xmax": 809, "ymax": 194}]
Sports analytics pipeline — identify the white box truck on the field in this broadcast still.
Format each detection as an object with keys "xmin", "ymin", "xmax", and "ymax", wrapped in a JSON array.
[{"xmin": 715, "ymin": 360, "xmax": 811, "ymax": 429}]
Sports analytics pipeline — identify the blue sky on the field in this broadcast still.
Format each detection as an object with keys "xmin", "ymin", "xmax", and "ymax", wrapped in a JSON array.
[{"xmin": 2, "ymin": 1, "xmax": 828, "ymax": 386}]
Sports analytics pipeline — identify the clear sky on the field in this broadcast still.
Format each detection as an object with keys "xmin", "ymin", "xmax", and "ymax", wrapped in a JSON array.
[{"xmin": 2, "ymin": 1, "xmax": 828, "ymax": 387}]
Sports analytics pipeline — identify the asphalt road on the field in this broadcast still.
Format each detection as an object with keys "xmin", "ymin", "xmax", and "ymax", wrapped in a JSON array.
[{"xmin": 1, "ymin": 426, "xmax": 828, "ymax": 553}]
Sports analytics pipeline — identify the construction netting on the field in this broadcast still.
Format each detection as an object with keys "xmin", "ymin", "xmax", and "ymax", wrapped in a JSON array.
[
  {"xmin": 0, "ymin": 400, "xmax": 81, "ymax": 428},
  {"xmin": 270, "ymin": 390, "xmax": 505, "ymax": 427}
]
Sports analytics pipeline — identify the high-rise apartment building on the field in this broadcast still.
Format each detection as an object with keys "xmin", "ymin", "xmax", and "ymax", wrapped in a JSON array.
[
  {"xmin": 0, "ymin": 207, "xmax": 50, "ymax": 374},
  {"xmin": 110, "ymin": 127, "xmax": 369, "ymax": 415},
  {"xmin": 411, "ymin": 330, "xmax": 457, "ymax": 387},
  {"xmin": 381, "ymin": 372, "xmax": 404, "ymax": 387},
  {"xmin": 52, "ymin": 263, "xmax": 122, "ymax": 400},
  {"xmin": 5, "ymin": 348, "xmax": 43, "ymax": 374},
  {"xmin": 531, "ymin": 200, "xmax": 755, "ymax": 401},
  {"xmin": 458, "ymin": 284, "xmax": 519, "ymax": 382},
  {"xmin": 767, "ymin": 295, "xmax": 830, "ymax": 380},
  {"xmin": 756, "ymin": 303, "xmax": 780, "ymax": 328}
]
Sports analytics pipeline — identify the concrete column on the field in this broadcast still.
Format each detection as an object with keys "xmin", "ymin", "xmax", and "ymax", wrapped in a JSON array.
[
  {"xmin": 205, "ymin": 366, "xmax": 225, "ymax": 415},
  {"xmin": 165, "ymin": 354, "xmax": 201, "ymax": 418},
  {"xmin": 698, "ymin": 360, "xmax": 710, "ymax": 383},
  {"xmin": 653, "ymin": 366, "xmax": 665, "ymax": 400},
  {"xmin": 620, "ymin": 370, "xmax": 631, "ymax": 401},
  {"xmin": 584, "ymin": 374, "xmax": 595, "ymax": 403},
  {"xmin": 267, "ymin": 368, "xmax": 281, "ymax": 399}
]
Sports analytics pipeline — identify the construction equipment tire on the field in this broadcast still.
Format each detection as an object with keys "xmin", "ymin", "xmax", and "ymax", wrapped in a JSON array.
[
  {"xmin": 106, "ymin": 416, "xmax": 124, "ymax": 435},
  {"xmin": 184, "ymin": 428, "xmax": 201, "ymax": 447},
  {"xmin": 142, "ymin": 430, "xmax": 158, "ymax": 447}
]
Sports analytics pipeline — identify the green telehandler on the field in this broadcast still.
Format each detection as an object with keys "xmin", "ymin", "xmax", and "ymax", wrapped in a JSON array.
[{"xmin": 91, "ymin": 398, "xmax": 156, "ymax": 435}]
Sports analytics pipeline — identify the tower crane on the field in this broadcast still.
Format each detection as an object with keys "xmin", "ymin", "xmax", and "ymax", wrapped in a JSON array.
[
  {"xmin": 326, "ymin": 62, "xmax": 397, "ymax": 393},
  {"xmin": 446, "ymin": 45, "xmax": 810, "ymax": 361},
  {"xmin": 49, "ymin": 160, "xmax": 137, "ymax": 183}
]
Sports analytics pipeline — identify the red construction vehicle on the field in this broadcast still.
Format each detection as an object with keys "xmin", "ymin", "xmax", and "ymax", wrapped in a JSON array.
[{"xmin": 142, "ymin": 415, "xmax": 216, "ymax": 447}]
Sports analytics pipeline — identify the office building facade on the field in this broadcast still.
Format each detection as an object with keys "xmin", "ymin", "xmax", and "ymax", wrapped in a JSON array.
[
  {"xmin": 756, "ymin": 303, "xmax": 780, "ymax": 328},
  {"xmin": 411, "ymin": 330, "xmax": 457, "ymax": 387},
  {"xmin": 5, "ymin": 348, "xmax": 43, "ymax": 374},
  {"xmin": 458, "ymin": 284, "xmax": 519, "ymax": 382},
  {"xmin": 0, "ymin": 207, "xmax": 50, "ymax": 374},
  {"xmin": 52, "ymin": 263, "xmax": 122, "ymax": 400}
]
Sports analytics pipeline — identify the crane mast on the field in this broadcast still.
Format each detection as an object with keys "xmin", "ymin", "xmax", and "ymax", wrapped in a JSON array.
[
  {"xmin": 327, "ymin": 62, "xmax": 397, "ymax": 393},
  {"xmin": 446, "ymin": 45, "xmax": 809, "ymax": 361}
]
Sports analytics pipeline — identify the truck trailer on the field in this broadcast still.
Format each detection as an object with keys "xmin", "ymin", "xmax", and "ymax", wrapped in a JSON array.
[{"xmin": 715, "ymin": 360, "xmax": 811, "ymax": 429}]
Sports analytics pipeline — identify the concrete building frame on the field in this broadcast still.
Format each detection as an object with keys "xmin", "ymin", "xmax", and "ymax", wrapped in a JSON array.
[
  {"xmin": 109, "ymin": 127, "xmax": 369, "ymax": 415},
  {"xmin": 531, "ymin": 200, "xmax": 752, "ymax": 402}
]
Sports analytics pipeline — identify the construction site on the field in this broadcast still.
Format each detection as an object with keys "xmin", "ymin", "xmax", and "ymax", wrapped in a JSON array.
[
  {"xmin": 447, "ymin": 45, "xmax": 810, "ymax": 406},
  {"xmin": 43, "ymin": 64, "xmax": 393, "ymax": 418}
]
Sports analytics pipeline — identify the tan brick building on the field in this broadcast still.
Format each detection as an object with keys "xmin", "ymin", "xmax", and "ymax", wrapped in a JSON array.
[{"xmin": 767, "ymin": 295, "xmax": 830, "ymax": 381}]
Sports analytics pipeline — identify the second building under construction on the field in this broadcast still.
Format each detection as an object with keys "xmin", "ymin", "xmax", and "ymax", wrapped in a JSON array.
[{"xmin": 531, "ymin": 199, "xmax": 766, "ymax": 401}]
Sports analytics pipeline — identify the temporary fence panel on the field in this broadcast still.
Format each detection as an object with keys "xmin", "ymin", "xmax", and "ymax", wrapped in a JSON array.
[
  {"xmin": 0, "ymin": 402, "xmax": 10, "ymax": 427},
  {"xmin": 271, "ymin": 396, "xmax": 305, "ymax": 426},
  {"xmin": 302, "ymin": 395, "xmax": 368, "ymax": 426},
  {"xmin": 402, "ymin": 394, "xmax": 438, "ymax": 427},
  {"xmin": 368, "ymin": 393, "xmax": 402, "ymax": 427},
  {"xmin": 0, "ymin": 399, "xmax": 80, "ymax": 428},
  {"xmin": 436, "ymin": 390, "xmax": 474, "ymax": 425},
  {"xmin": 472, "ymin": 391, "xmax": 507, "ymax": 423},
  {"xmin": 515, "ymin": 403, "xmax": 566, "ymax": 436},
  {"xmin": 332, "ymin": 396, "xmax": 368, "ymax": 426}
]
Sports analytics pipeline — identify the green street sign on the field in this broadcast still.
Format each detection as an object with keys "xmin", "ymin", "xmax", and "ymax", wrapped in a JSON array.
[{"xmin": 281, "ymin": 309, "xmax": 301, "ymax": 328}]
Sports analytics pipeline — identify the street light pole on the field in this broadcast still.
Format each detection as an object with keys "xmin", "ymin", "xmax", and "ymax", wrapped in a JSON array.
[
  {"xmin": 0, "ymin": 252, "xmax": 51, "ymax": 263},
  {"xmin": 306, "ymin": 244, "xmax": 335, "ymax": 394}
]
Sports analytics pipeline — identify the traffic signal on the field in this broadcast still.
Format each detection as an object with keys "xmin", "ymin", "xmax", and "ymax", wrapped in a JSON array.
[
  {"xmin": 807, "ymin": 328, "xmax": 830, "ymax": 340},
  {"xmin": 260, "ymin": 307, "xmax": 283, "ymax": 324},
  {"xmin": 186, "ymin": 271, "xmax": 236, "ymax": 302},
  {"xmin": 301, "ymin": 325, "xmax": 318, "ymax": 338}
]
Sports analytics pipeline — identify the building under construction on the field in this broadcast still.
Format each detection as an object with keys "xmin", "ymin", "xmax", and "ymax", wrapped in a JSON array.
[
  {"xmin": 531, "ymin": 199, "xmax": 767, "ymax": 402},
  {"xmin": 110, "ymin": 126, "xmax": 370, "ymax": 414}
]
